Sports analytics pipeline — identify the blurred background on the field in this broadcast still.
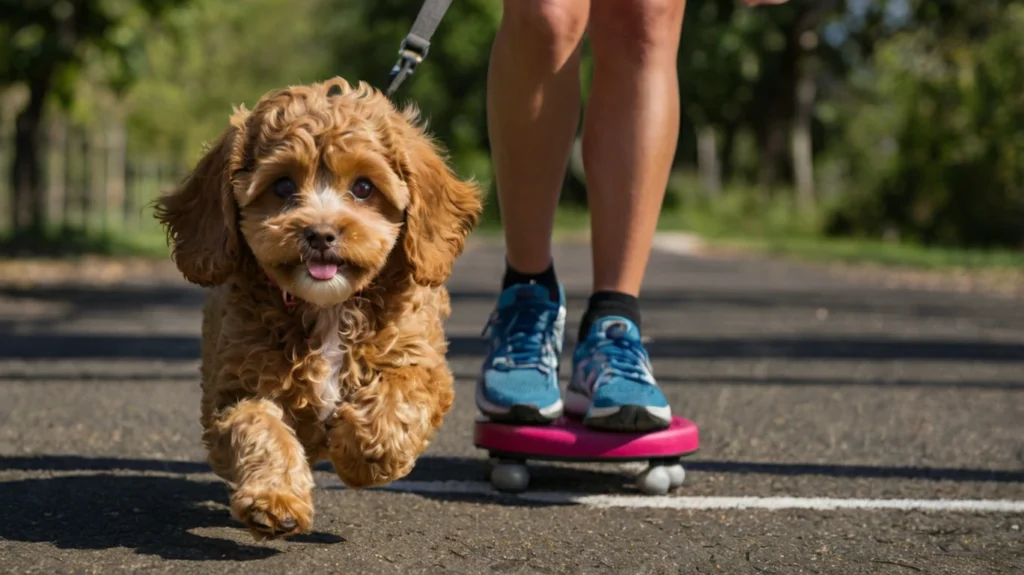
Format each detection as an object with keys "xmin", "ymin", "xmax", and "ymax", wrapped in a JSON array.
[{"xmin": 1, "ymin": 0, "xmax": 1022, "ymax": 268}]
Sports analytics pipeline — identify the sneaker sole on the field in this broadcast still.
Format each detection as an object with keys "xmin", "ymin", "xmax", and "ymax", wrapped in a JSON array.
[
  {"xmin": 483, "ymin": 404, "xmax": 563, "ymax": 425},
  {"xmin": 584, "ymin": 405, "xmax": 672, "ymax": 433},
  {"xmin": 565, "ymin": 389, "xmax": 671, "ymax": 432},
  {"xmin": 475, "ymin": 378, "xmax": 563, "ymax": 425}
]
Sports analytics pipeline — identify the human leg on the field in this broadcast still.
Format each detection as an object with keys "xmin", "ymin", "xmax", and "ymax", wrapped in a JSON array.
[
  {"xmin": 581, "ymin": 0, "xmax": 686, "ymax": 301},
  {"xmin": 487, "ymin": 0, "xmax": 588, "ymax": 279},
  {"xmin": 566, "ymin": 0, "xmax": 688, "ymax": 432},
  {"xmin": 477, "ymin": 0, "xmax": 589, "ymax": 423}
]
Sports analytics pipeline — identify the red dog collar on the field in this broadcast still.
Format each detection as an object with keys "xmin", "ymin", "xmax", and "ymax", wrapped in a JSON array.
[{"xmin": 265, "ymin": 275, "xmax": 298, "ymax": 309}]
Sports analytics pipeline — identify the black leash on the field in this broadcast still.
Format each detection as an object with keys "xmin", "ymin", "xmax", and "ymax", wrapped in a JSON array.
[{"xmin": 385, "ymin": 0, "xmax": 453, "ymax": 98}]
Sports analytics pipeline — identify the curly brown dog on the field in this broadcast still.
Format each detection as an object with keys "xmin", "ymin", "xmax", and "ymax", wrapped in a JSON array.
[{"xmin": 154, "ymin": 77, "xmax": 482, "ymax": 540}]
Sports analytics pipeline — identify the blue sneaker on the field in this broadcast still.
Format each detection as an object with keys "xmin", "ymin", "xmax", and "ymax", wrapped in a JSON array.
[
  {"xmin": 476, "ymin": 283, "xmax": 566, "ymax": 424},
  {"xmin": 566, "ymin": 317, "xmax": 671, "ymax": 432}
]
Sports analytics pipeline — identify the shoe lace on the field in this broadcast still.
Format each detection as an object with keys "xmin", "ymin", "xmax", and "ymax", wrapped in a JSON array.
[
  {"xmin": 591, "ymin": 335, "xmax": 653, "ymax": 388},
  {"xmin": 483, "ymin": 300, "xmax": 558, "ymax": 372}
]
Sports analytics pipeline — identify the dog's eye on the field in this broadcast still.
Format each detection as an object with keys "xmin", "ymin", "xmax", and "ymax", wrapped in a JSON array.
[
  {"xmin": 273, "ymin": 177, "xmax": 297, "ymax": 199},
  {"xmin": 351, "ymin": 178, "xmax": 375, "ymax": 200}
]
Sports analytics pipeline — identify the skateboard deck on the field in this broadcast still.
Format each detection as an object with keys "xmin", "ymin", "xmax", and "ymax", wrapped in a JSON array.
[{"xmin": 474, "ymin": 415, "xmax": 699, "ymax": 494}]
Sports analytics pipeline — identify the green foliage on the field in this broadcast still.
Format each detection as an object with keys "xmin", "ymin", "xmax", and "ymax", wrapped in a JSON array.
[
  {"xmin": 122, "ymin": 0, "xmax": 503, "ymax": 177},
  {"xmin": 678, "ymin": 0, "xmax": 792, "ymax": 127},
  {"xmin": 124, "ymin": 0, "xmax": 333, "ymax": 157},
  {"xmin": 662, "ymin": 172, "xmax": 828, "ymax": 240},
  {"xmin": 826, "ymin": 3, "xmax": 1024, "ymax": 248},
  {"xmin": 0, "ymin": 0, "xmax": 189, "ymax": 104},
  {"xmin": 0, "ymin": 224, "xmax": 169, "ymax": 257},
  {"xmin": 709, "ymin": 234, "xmax": 1024, "ymax": 270},
  {"xmin": 3, "ymin": 0, "xmax": 1023, "ymax": 255}
]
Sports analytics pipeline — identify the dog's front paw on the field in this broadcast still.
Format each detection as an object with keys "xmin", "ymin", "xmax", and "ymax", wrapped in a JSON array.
[{"xmin": 230, "ymin": 484, "xmax": 313, "ymax": 540}]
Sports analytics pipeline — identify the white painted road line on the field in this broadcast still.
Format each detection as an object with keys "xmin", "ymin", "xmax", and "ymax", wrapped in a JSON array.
[
  {"xmin": 571, "ymin": 495, "xmax": 1024, "ymax": 513},
  {"xmin": 317, "ymin": 479, "xmax": 1024, "ymax": 513}
]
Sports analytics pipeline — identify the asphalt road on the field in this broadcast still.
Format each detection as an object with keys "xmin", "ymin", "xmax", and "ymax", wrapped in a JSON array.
[{"xmin": 1, "ymin": 241, "xmax": 1022, "ymax": 574}]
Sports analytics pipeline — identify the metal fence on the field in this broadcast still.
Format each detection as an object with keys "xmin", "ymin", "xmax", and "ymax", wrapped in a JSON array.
[{"xmin": 0, "ymin": 114, "xmax": 188, "ymax": 235}]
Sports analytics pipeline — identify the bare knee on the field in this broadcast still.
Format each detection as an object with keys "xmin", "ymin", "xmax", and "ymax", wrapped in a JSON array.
[
  {"xmin": 499, "ymin": 0, "xmax": 589, "ymax": 72},
  {"xmin": 590, "ymin": 0, "xmax": 687, "ymax": 65}
]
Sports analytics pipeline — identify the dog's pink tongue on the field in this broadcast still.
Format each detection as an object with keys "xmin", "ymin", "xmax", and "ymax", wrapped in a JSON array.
[{"xmin": 307, "ymin": 262, "xmax": 338, "ymax": 280}]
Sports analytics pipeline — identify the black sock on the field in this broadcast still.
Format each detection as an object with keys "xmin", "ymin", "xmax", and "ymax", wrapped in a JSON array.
[
  {"xmin": 502, "ymin": 260, "xmax": 560, "ymax": 302},
  {"xmin": 578, "ymin": 291, "xmax": 641, "ymax": 340}
]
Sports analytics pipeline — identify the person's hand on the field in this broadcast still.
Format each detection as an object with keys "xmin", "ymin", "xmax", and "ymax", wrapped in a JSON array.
[{"xmin": 743, "ymin": 0, "xmax": 790, "ymax": 5}]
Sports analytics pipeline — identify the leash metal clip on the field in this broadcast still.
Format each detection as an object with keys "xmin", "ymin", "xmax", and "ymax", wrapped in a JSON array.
[
  {"xmin": 383, "ymin": 0, "xmax": 452, "ymax": 98},
  {"xmin": 387, "ymin": 34, "xmax": 431, "ymax": 97}
]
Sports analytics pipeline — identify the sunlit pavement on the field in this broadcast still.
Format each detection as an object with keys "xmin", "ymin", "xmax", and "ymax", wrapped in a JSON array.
[{"xmin": 2, "ymin": 240, "xmax": 1022, "ymax": 574}]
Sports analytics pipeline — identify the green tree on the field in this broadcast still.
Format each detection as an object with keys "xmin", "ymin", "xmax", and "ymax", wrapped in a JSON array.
[
  {"xmin": 826, "ymin": 1, "xmax": 1024, "ymax": 247},
  {"xmin": 124, "ymin": 0, "xmax": 332, "ymax": 159},
  {"xmin": 0, "ymin": 0, "xmax": 187, "ymax": 232}
]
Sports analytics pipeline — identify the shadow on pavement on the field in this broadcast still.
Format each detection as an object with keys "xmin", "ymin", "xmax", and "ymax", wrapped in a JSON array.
[
  {"xmin": 447, "ymin": 335, "xmax": 1024, "ymax": 363},
  {"xmin": 4, "ymin": 454, "xmax": 1020, "ymax": 516},
  {"xmin": 0, "ymin": 453, "xmax": 345, "ymax": 561},
  {"xmin": 447, "ymin": 370, "xmax": 1024, "ymax": 391},
  {"xmin": 645, "ymin": 374, "xmax": 1024, "ymax": 390},
  {"xmin": 0, "ymin": 372, "xmax": 198, "ymax": 382},
  {"xmin": 0, "ymin": 473, "xmax": 288, "ymax": 561},
  {"xmin": 6, "ymin": 283, "xmax": 1015, "ymax": 326},
  {"xmin": 6, "ymin": 454, "xmax": 1021, "ymax": 483},
  {"xmin": 686, "ymin": 460, "xmax": 1024, "ymax": 483},
  {"xmin": 7, "ymin": 281, "xmax": 1016, "ymax": 326},
  {"xmin": 3, "ymin": 281, "xmax": 1023, "ymax": 362},
  {"xmin": 3, "ymin": 369, "xmax": 1021, "ymax": 391},
  {"xmin": 0, "ymin": 333, "xmax": 200, "ymax": 359},
  {"xmin": 0, "ymin": 284, "xmax": 203, "ymax": 310},
  {"xmin": 3, "ymin": 332, "xmax": 1023, "ymax": 363},
  {"xmin": 446, "ymin": 288, "xmax": 1024, "ymax": 329}
]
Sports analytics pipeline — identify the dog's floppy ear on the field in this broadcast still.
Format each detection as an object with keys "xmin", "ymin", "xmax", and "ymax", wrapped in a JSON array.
[
  {"xmin": 401, "ymin": 131, "xmax": 483, "ymax": 287},
  {"xmin": 154, "ymin": 121, "xmax": 245, "ymax": 287}
]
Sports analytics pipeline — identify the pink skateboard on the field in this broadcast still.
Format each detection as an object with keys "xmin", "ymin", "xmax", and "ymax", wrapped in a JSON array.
[{"xmin": 473, "ymin": 415, "xmax": 699, "ymax": 494}]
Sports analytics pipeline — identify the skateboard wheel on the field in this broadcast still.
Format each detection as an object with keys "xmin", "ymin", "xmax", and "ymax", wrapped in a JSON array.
[
  {"xmin": 637, "ymin": 465, "xmax": 671, "ymax": 495},
  {"xmin": 667, "ymin": 464, "xmax": 685, "ymax": 488},
  {"xmin": 490, "ymin": 461, "xmax": 529, "ymax": 492}
]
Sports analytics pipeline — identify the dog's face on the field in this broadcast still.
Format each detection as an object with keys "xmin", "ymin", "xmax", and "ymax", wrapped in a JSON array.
[{"xmin": 155, "ymin": 78, "xmax": 481, "ymax": 306}]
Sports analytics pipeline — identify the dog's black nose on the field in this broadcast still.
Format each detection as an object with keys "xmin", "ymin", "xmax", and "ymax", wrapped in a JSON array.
[{"xmin": 303, "ymin": 225, "xmax": 337, "ymax": 251}]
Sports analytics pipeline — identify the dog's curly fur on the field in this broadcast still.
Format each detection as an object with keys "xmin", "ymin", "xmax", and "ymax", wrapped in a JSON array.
[{"xmin": 153, "ymin": 77, "xmax": 482, "ymax": 540}]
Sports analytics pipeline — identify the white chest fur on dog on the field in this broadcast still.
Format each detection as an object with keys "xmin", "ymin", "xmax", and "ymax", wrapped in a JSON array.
[{"xmin": 306, "ymin": 307, "xmax": 346, "ymax": 422}]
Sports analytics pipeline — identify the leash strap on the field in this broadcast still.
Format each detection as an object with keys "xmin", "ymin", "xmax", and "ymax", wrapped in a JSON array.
[{"xmin": 385, "ymin": 0, "xmax": 453, "ymax": 97}]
